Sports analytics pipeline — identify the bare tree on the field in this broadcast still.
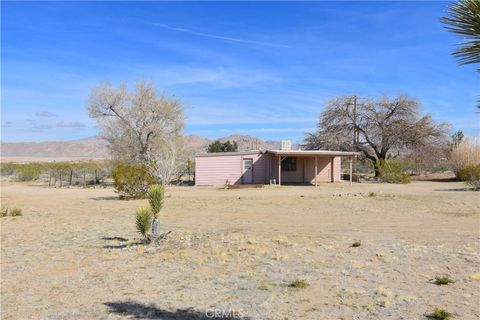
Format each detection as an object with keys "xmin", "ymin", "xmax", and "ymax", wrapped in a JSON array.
[
  {"xmin": 87, "ymin": 81, "xmax": 185, "ymax": 184},
  {"xmin": 303, "ymin": 95, "xmax": 449, "ymax": 176}
]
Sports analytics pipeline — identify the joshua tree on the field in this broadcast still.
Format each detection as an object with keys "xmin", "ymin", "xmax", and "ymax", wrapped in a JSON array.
[
  {"xmin": 148, "ymin": 184, "xmax": 165, "ymax": 239},
  {"xmin": 441, "ymin": 0, "xmax": 480, "ymax": 108},
  {"xmin": 135, "ymin": 207, "xmax": 152, "ymax": 242}
]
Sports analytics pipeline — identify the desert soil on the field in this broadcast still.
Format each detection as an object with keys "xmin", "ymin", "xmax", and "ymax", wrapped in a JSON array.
[{"xmin": 1, "ymin": 180, "xmax": 479, "ymax": 319}]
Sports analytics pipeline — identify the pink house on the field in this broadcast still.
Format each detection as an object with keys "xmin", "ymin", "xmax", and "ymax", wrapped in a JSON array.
[{"xmin": 195, "ymin": 149, "xmax": 357, "ymax": 186}]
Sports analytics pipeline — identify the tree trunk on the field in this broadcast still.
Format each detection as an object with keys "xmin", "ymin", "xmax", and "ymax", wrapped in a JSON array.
[
  {"xmin": 69, "ymin": 170, "xmax": 73, "ymax": 186},
  {"xmin": 373, "ymin": 159, "xmax": 382, "ymax": 178},
  {"xmin": 83, "ymin": 171, "xmax": 86, "ymax": 186},
  {"xmin": 151, "ymin": 217, "xmax": 160, "ymax": 239}
]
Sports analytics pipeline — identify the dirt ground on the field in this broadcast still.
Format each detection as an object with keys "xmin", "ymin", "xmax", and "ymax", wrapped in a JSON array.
[{"xmin": 1, "ymin": 179, "xmax": 479, "ymax": 319}]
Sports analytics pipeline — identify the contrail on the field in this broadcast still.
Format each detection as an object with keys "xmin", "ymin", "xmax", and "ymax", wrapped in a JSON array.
[{"xmin": 155, "ymin": 23, "xmax": 291, "ymax": 48}]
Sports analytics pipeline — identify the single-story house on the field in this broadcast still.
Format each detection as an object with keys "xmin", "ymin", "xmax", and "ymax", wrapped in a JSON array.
[{"xmin": 195, "ymin": 148, "xmax": 358, "ymax": 186}]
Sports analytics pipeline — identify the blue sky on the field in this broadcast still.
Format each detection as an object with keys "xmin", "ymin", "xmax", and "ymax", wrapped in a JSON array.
[{"xmin": 1, "ymin": 1, "xmax": 478, "ymax": 142}]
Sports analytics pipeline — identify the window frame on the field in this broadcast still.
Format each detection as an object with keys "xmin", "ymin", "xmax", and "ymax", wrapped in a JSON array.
[{"xmin": 281, "ymin": 157, "xmax": 297, "ymax": 172}]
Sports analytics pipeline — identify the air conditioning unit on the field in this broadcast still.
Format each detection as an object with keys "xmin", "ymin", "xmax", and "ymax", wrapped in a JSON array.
[{"xmin": 281, "ymin": 140, "xmax": 291, "ymax": 151}]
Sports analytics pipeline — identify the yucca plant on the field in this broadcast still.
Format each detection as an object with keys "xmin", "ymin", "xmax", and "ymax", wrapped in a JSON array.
[
  {"xmin": 148, "ymin": 184, "xmax": 164, "ymax": 238},
  {"xmin": 135, "ymin": 207, "xmax": 152, "ymax": 242}
]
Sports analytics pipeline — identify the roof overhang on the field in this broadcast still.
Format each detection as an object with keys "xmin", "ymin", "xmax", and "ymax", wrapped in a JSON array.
[
  {"xmin": 196, "ymin": 150, "xmax": 266, "ymax": 157},
  {"xmin": 267, "ymin": 150, "xmax": 359, "ymax": 157},
  {"xmin": 195, "ymin": 149, "xmax": 359, "ymax": 157}
]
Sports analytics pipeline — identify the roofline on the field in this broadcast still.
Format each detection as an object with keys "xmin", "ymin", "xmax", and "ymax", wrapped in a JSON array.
[
  {"xmin": 267, "ymin": 150, "xmax": 359, "ymax": 156},
  {"xmin": 196, "ymin": 149, "xmax": 359, "ymax": 157},
  {"xmin": 196, "ymin": 150, "xmax": 266, "ymax": 157}
]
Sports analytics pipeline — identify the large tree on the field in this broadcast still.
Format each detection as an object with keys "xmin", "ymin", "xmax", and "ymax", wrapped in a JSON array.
[
  {"xmin": 207, "ymin": 140, "xmax": 238, "ymax": 153},
  {"xmin": 303, "ymin": 95, "xmax": 448, "ymax": 176},
  {"xmin": 87, "ymin": 81, "xmax": 185, "ymax": 185}
]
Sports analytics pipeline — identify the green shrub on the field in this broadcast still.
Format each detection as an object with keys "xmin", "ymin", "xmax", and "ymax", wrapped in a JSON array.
[
  {"xmin": 434, "ymin": 275, "xmax": 455, "ymax": 286},
  {"xmin": 16, "ymin": 163, "xmax": 41, "ymax": 181},
  {"xmin": 377, "ymin": 160, "xmax": 411, "ymax": 184},
  {"xmin": 135, "ymin": 207, "xmax": 152, "ymax": 240},
  {"xmin": 112, "ymin": 163, "xmax": 156, "ymax": 199},
  {"xmin": 148, "ymin": 184, "xmax": 164, "ymax": 217},
  {"xmin": 427, "ymin": 308, "xmax": 454, "ymax": 320},
  {"xmin": 457, "ymin": 164, "xmax": 480, "ymax": 190},
  {"xmin": 288, "ymin": 279, "xmax": 309, "ymax": 289}
]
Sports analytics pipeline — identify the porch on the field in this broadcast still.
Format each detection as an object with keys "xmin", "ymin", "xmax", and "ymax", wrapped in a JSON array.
[{"xmin": 267, "ymin": 150, "xmax": 357, "ymax": 186}]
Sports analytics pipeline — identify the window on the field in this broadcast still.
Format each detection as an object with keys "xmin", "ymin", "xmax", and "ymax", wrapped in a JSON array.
[
  {"xmin": 243, "ymin": 159, "xmax": 253, "ymax": 170},
  {"xmin": 281, "ymin": 157, "xmax": 296, "ymax": 171}
]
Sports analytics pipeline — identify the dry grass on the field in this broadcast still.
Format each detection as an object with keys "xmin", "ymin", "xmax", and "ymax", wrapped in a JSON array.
[
  {"xmin": 450, "ymin": 138, "xmax": 480, "ymax": 175},
  {"xmin": 1, "ymin": 179, "xmax": 479, "ymax": 319}
]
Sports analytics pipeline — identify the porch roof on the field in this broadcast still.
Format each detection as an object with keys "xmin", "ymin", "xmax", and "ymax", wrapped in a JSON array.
[{"xmin": 267, "ymin": 150, "xmax": 359, "ymax": 157}]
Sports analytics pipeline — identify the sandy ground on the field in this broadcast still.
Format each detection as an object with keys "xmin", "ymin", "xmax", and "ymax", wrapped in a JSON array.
[{"xmin": 1, "ymin": 180, "xmax": 479, "ymax": 319}]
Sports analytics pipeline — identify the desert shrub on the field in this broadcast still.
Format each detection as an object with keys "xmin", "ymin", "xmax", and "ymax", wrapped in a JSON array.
[
  {"xmin": 428, "ymin": 308, "xmax": 454, "ymax": 320},
  {"xmin": 148, "ymin": 184, "xmax": 164, "ymax": 217},
  {"xmin": 135, "ymin": 207, "xmax": 152, "ymax": 240},
  {"xmin": 9, "ymin": 208, "xmax": 22, "ymax": 216},
  {"xmin": 1, "ymin": 162, "xmax": 17, "ymax": 176},
  {"xmin": 224, "ymin": 179, "xmax": 231, "ymax": 189},
  {"xmin": 1, "ymin": 207, "xmax": 9, "ymax": 217},
  {"xmin": 288, "ymin": 279, "xmax": 309, "ymax": 289},
  {"xmin": 450, "ymin": 138, "xmax": 480, "ymax": 177},
  {"xmin": 456, "ymin": 164, "xmax": 480, "ymax": 190},
  {"xmin": 112, "ymin": 163, "xmax": 155, "ymax": 199},
  {"xmin": 377, "ymin": 160, "xmax": 411, "ymax": 184},
  {"xmin": 15, "ymin": 163, "xmax": 41, "ymax": 181},
  {"xmin": 1, "ymin": 207, "xmax": 22, "ymax": 217},
  {"xmin": 351, "ymin": 240, "xmax": 361, "ymax": 247},
  {"xmin": 434, "ymin": 275, "xmax": 455, "ymax": 286}
]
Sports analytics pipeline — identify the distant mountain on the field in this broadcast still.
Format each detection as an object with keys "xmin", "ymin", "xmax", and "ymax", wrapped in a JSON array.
[
  {"xmin": 0, "ymin": 137, "xmax": 110, "ymax": 158},
  {"xmin": 1, "ymin": 134, "xmax": 294, "ymax": 159}
]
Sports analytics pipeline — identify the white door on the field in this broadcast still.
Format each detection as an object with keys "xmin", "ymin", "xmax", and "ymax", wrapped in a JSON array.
[{"xmin": 242, "ymin": 158, "xmax": 253, "ymax": 184}]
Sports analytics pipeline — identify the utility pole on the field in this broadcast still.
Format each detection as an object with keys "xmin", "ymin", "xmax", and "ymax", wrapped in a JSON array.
[{"xmin": 352, "ymin": 95, "xmax": 358, "ymax": 145}]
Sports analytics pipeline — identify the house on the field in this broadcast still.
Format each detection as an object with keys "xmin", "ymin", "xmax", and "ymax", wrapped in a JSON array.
[{"xmin": 195, "ymin": 144, "xmax": 358, "ymax": 186}]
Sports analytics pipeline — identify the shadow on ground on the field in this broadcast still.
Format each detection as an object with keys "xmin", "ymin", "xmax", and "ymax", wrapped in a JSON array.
[
  {"xmin": 91, "ymin": 196, "xmax": 119, "ymax": 201},
  {"xmin": 105, "ymin": 301, "xmax": 249, "ymax": 319},
  {"xmin": 102, "ymin": 236, "xmax": 128, "ymax": 242},
  {"xmin": 433, "ymin": 188, "xmax": 471, "ymax": 192}
]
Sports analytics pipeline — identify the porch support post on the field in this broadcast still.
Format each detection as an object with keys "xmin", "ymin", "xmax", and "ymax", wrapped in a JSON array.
[
  {"xmin": 278, "ymin": 155, "xmax": 281, "ymax": 185},
  {"xmin": 349, "ymin": 156, "xmax": 353, "ymax": 185},
  {"xmin": 315, "ymin": 156, "xmax": 318, "ymax": 187},
  {"xmin": 331, "ymin": 157, "xmax": 334, "ymax": 182}
]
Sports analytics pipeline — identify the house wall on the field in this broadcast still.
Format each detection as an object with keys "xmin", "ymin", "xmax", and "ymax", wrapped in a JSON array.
[
  {"xmin": 195, "ymin": 153, "xmax": 343, "ymax": 186},
  {"xmin": 195, "ymin": 152, "xmax": 268, "ymax": 186},
  {"xmin": 270, "ymin": 156, "xmax": 342, "ymax": 184}
]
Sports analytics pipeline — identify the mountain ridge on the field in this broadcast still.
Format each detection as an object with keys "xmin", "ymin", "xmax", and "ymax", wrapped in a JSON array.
[{"xmin": 1, "ymin": 135, "xmax": 295, "ymax": 158}]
